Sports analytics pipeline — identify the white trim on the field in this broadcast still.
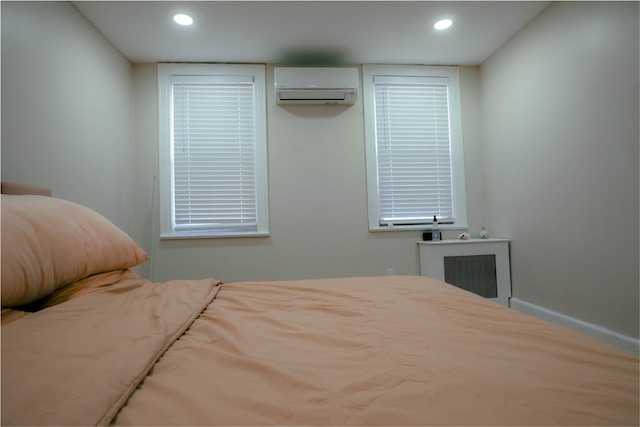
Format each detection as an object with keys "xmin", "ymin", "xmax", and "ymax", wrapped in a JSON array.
[{"xmin": 510, "ymin": 298, "xmax": 639, "ymax": 355}]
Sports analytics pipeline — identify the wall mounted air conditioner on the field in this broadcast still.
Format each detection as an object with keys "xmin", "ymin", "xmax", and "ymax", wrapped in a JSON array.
[{"xmin": 274, "ymin": 67, "xmax": 358, "ymax": 105}]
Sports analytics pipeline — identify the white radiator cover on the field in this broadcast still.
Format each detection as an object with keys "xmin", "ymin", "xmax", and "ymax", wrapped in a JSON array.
[{"xmin": 418, "ymin": 238, "xmax": 512, "ymax": 306}]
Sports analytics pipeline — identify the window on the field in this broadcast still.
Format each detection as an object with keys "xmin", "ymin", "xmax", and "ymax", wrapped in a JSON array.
[
  {"xmin": 363, "ymin": 65, "xmax": 467, "ymax": 231},
  {"xmin": 158, "ymin": 64, "xmax": 268, "ymax": 238}
]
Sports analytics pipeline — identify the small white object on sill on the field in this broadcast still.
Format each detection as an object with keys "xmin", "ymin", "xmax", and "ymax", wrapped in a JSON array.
[
  {"xmin": 457, "ymin": 232, "xmax": 470, "ymax": 240},
  {"xmin": 479, "ymin": 227, "xmax": 489, "ymax": 239}
]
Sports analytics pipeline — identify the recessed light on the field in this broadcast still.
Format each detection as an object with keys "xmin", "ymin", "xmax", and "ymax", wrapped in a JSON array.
[
  {"xmin": 174, "ymin": 14, "xmax": 194, "ymax": 26},
  {"xmin": 434, "ymin": 19, "xmax": 453, "ymax": 30}
]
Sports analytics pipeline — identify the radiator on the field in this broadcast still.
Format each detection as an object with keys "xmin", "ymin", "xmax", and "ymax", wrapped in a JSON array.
[{"xmin": 417, "ymin": 238, "xmax": 511, "ymax": 306}]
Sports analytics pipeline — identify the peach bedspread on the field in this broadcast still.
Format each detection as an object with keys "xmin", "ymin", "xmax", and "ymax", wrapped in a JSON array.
[
  {"xmin": 3, "ymin": 276, "xmax": 639, "ymax": 426},
  {"xmin": 2, "ymin": 276, "xmax": 220, "ymax": 426}
]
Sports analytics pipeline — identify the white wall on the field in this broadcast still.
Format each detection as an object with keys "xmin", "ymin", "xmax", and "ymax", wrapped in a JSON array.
[
  {"xmin": 1, "ymin": 1, "xmax": 134, "ymax": 232},
  {"xmin": 481, "ymin": 1, "xmax": 639, "ymax": 338},
  {"xmin": 131, "ymin": 65, "xmax": 485, "ymax": 283}
]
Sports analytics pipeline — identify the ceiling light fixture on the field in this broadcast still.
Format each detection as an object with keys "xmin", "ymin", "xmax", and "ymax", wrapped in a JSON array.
[
  {"xmin": 173, "ymin": 14, "xmax": 194, "ymax": 26},
  {"xmin": 434, "ymin": 19, "xmax": 453, "ymax": 30}
]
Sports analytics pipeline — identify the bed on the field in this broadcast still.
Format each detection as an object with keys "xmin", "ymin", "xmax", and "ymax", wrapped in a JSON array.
[{"xmin": 1, "ymin": 184, "xmax": 638, "ymax": 426}]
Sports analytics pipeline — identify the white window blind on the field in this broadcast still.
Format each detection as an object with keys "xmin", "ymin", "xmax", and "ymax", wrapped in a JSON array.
[
  {"xmin": 373, "ymin": 75, "xmax": 454, "ymax": 226},
  {"xmin": 171, "ymin": 75, "xmax": 257, "ymax": 233}
]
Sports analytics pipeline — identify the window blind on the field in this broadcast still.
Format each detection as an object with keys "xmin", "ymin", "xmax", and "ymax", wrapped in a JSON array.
[
  {"xmin": 373, "ymin": 75, "xmax": 454, "ymax": 226},
  {"xmin": 171, "ymin": 75, "xmax": 258, "ymax": 233}
]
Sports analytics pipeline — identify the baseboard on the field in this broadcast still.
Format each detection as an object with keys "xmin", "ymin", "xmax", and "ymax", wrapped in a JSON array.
[{"xmin": 509, "ymin": 298, "xmax": 640, "ymax": 355}]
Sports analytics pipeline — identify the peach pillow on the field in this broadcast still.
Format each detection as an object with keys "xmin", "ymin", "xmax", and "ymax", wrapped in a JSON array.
[{"xmin": 1, "ymin": 195, "xmax": 149, "ymax": 307}]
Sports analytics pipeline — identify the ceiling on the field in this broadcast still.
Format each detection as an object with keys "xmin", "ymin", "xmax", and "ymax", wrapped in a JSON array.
[{"xmin": 73, "ymin": 1, "xmax": 551, "ymax": 66}]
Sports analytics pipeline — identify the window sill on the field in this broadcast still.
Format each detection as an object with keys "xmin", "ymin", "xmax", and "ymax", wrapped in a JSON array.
[
  {"xmin": 369, "ymin": 224, "xmax": 468, "ymax": 232},
  {"xmin": 160, "ymin": 231, "xmax": 270, "ymax": 240}
]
